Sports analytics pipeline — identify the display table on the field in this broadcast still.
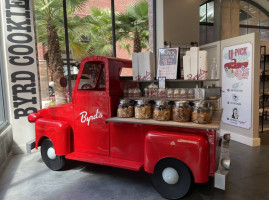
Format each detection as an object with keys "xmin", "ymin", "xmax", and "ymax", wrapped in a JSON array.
[{"xmin": 106, "ymin": 109, "xmax": 223, "ymax": 130}]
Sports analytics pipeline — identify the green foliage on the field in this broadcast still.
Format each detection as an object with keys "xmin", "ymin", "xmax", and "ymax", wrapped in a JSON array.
[
  {"xmin": 83, "ymin": 7, "xmax": 115, "ymax": 57},
  {"xmin": 35, "ymin": 0, "xmax": 89, "ymax": 61},
  {"xmin": 117, "ymin": 1, "xmax": 149, "ymax": 53},
  {"xmin": 35, "ymin": 0, "xmax": 149, "ymax": 60}
]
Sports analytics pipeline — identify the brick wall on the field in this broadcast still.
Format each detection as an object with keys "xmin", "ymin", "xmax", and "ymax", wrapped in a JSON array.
[
  {"xmin": 74, "ymin": 0, "xmax": 144, "ymax": 17},
  {"xmin": 37, "ymin": 43, "xmax": 44, "ymax": 60},
  {"xmin": 39, "ymin": 61, "xmax": 49, "ymax": 101}
]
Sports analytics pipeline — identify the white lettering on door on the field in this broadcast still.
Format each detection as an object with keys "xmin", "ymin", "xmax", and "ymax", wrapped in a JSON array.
[{"xmin": 80, "ymin": 109, "xmax": 103, "ymax": 126}]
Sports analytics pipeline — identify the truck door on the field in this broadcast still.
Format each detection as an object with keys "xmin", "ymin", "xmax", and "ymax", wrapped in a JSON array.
[{"xmin": 73, "ymin": 60, "xmax": 109, "ymax": 155}]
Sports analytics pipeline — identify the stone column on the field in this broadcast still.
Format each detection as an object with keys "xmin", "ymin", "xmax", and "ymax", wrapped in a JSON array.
[
  {"xmin": 222, "ymin": 0, "xmax": 240, "ymax": 40},
  {"xmin": 214, "ymin": 0, "xmax": 240, "ymax": 40}
]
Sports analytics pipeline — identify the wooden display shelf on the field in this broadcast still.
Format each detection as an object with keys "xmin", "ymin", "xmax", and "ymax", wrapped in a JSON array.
[
  {"xmin": 121, "ymin": 79, "xmax": 220, "ymax": 83},
  {"xmin": 125, "ymin": 97, "xmax": 205, "ymax": 101},
  {"xmin": 106, "ymin": 109, "xmax": 223, "ymax": 130}
]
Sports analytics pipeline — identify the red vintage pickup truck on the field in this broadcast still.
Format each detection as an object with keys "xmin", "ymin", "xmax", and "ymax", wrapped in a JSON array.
[
  {"xmin": 224, "ymin": 59, "xmax": 248, "ymax": 70},
  {"xmin": 28, "ymin": 56, "xmax": 230, "ymax": 199}
]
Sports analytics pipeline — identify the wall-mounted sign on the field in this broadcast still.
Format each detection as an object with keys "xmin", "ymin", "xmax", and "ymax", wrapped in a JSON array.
[
  {"xmin": 221, "ymin": 42, "xmax": 253, "ymax": 129},
  {"xmin": 157, "ymin": 48, "xmax": 179, "ymax": 79},
  {"xmin": 1, "ymin": 0, "xmax": 41, "ymax": 149}
]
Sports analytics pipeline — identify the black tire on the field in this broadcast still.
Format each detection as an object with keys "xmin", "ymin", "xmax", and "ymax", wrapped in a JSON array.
[
  {"xmin": 152, "ymin": 158, "xmax": 192, "ymax": 199},
  {"xmin": 41, "ymin": 139, "xmax": 66, "ymax": 171}
]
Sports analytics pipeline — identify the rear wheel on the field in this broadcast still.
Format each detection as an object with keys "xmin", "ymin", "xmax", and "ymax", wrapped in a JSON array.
[
  {"xmin": 41, "ymin": 139, "xmax": 66, "ymax": 171},
  {"xmin": 152, "ymin": 158, "xmax": 192, "ymax": 199}
]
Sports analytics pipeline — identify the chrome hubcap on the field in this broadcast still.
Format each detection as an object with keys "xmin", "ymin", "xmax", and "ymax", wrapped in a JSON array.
[
  {"xmin": 162, "ymin": 167, "xmax": 179, "ymax": 185},
  {"xmin": 47, "ymin": 147, "xmax": 56, "ymax": 160}
]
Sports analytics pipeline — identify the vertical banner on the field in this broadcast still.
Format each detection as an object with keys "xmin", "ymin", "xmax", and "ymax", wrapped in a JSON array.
[
  {"xmin": 1, "ymin": 0, "xmax": 40, "ymax": 149},
  {"xmin": 222, "ymin": 42, "xmax": 253, "ymax": 129}
]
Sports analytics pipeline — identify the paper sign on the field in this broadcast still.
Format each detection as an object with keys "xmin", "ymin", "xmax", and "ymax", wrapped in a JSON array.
[
  {"xmin": 221, "ymin": 42, "xmax": 252, "ymax": 129},
  {"xmin": 157, "ymin": 48, "xmax": 179, "ymax": 79}
]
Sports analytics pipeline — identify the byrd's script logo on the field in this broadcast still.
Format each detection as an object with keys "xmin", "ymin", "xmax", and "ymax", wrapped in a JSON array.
[{"xmin": 80, "ymin": 109, "xmax": 103, "ymax": 126}]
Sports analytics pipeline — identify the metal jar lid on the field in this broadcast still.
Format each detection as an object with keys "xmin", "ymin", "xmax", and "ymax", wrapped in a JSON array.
[
  {"xmin": 194, "ymin": 101, "xmax": 209, "ymax": 108},
  {"xmin": 175, "ymin": 101, "xmax": 189, "ymax": 107},
  {"xmin": 155, "ymin": 100, "xmax": 168, "ymax": 107},
  {"xmin": 120, "ymin": 99, "xmax": 130, "ymax": 105},
  {"xmin": 136, "ymin": 98, "xmax": 149, "ymax": 105}
]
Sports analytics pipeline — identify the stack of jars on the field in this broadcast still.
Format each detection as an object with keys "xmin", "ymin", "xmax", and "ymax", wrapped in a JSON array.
[
  {"xmin": 124, "ymin": 88, "xmax": 142, "ymax": 98},
  {"xmin": 174, "ymin": 88, "xmax": 194, "ymax": 99},
  {"xmin": 117, "ymin": 99, "xmax": 213, "ymax": 124},
  {"xmin": 144, "ymin": 87, "xmax": 196, "ymax": 99}
]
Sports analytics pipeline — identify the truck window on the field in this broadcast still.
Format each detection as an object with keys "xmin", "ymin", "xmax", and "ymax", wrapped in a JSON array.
[{"xmin": 78, "ymin": 61, "xmax": 106, "ymax": 91}]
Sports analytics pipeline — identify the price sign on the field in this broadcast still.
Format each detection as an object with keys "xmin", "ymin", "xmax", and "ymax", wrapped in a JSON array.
[{"xmin": 157, "ymin": 48, "xmax": 179, "ymax": 79}]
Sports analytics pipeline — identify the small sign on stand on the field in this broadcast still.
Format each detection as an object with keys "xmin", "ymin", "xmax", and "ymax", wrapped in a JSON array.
[
  {"xmin": 157, "ymin": 48, "xmax": 179, "ymax": 79},
  {"xmin": 158, "ymin": 77, "xmax": 166, "ymax": 89}
]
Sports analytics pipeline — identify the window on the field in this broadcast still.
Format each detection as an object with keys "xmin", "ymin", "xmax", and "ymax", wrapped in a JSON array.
[
  {"xmin": 200, "ymin": 0, "xmax": 269, "ymax": 43},
  {"xmin": 239, "ymin": 0, "xmax": 269, "ymax": 41},
  {"xmin": 78, "ymin": 61, "xmax": 106, "ymax": 90},
  {"xmin": 0, "ymin": 59, "xmax": 7, "ymax": 128},
  {"xmin": 199, "ymin": 1, "xmax": 214, "ymax": 45}
]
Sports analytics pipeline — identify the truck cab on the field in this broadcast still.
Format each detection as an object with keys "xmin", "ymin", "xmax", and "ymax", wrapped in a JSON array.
[{"xmin": 28, "ymin": 56, "xmax": 228, "ymax": 199}]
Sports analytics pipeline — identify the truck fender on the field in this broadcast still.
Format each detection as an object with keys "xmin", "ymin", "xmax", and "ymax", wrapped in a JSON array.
[
  {"xmin": 144, "ymin": 131, "xmax": 209, "ymax": 183},
  {"xmin": 35, "ymin": 118, "xmax": 71, "ymax": 155}
]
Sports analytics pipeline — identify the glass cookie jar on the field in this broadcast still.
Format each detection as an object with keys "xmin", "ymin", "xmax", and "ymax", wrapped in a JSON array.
[
  {"xmin": 148, "ymin": 83, "xmax": 158, "ymax": 98},
  {"xmin": 187, "ymin": 88, "xmax": 195, "ymax": 99},
  {"xmin": 117, "ymin": 99, "xmax": 134, "ymax": 118},
  {"xmin": 166, "ymin": 88, "xmax": 174, "ymax": 98},
  {"xmin": 191, "ymin": 101, "xmax": 212, "ymax": 124},
  {"xmin": 133, "ymin": 88, "xmax": 141, "ymax": 98},
  {"xmin": 153, "ymin": 100, "xmax": 171, "ymax": 121},
  {"xmin": 135, "ymin": 99, "xmax": 152, "ymax": 119},
  {"xmin": 172, "ymin": 101, "xmax": 191, "ymax": 122}
]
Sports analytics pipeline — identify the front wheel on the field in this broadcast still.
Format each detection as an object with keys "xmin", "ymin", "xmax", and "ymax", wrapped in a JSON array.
[
  {"xmin": 41, "ymin": 139, "xmax": 66, "ymax": 171},
  {"xmin": 152, "ymin": 158, "xmax": 192, "ymax": 199}
]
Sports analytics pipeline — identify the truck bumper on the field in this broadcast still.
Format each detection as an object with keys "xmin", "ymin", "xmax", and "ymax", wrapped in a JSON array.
[
  {"xmin": 26, "ymin": 139, "xmax": 36, "ymax": 154},
  {"xmin": 214, "ymin": 133, "xmax": 231, "ymax": 190}
]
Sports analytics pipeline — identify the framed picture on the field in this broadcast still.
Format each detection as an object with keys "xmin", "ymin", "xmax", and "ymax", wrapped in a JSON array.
[
  {"xmin": 158, "ymin": 77, "xmax": 166, "ymax": 89},
  {"xmin": 157, "ymin": 47, "xmax": 180, "ymax": 79}
]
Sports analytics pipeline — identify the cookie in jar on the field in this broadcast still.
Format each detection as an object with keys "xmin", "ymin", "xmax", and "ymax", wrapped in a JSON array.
[
  {"xmin": 191, "ymin": 101, "xmax": 212, "ymax": 124},
  {"xmin": 153, "ymin": 100, "xmax": 171, "ymax": 121},
  {"xmin": 135, "ymin": 99, "xmax": 152, "ymax": 119},
  {"xmin": 172, "ymin": 101, "xmax": 191, "ymax": 122},
  {"xmin": 117, "ymin": 99, "xmax": 134, "ymax": 118}
]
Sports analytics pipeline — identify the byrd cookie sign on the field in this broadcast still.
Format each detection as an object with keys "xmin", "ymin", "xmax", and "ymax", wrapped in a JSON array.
[{"xmin": 222, "ymin": 42, "xmax": 252, "ymax": 129}]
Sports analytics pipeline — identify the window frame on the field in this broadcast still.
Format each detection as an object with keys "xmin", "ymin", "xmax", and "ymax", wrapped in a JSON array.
[
  {"xmin": 0, "ymin": 55, "xmax": 8, "ymax": 130},
  {"xmin": 77, "ymin": 61, "xmax": 106, "ymax": 91}
]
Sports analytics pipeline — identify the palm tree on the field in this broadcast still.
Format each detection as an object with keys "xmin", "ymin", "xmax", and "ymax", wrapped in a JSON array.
[
  {"xmin": 84, "ymin": 7, "xmax": 122, "ymax": 57},
  {"xmin": 35, "ymin": 0, "xmax": 88, "ymax": 104},
  {"xmin": 117, "ymin": 1, "xmax": 149, "ymax": 53}
]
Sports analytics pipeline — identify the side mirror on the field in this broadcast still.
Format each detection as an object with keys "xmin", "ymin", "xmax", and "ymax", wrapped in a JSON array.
[{"xmin": 60, "ymin": 77, "xmax": 67, "ymax": 87}]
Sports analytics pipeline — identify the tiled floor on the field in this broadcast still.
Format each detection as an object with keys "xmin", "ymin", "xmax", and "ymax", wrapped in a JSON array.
[{"xmin": 1, "ymin": 133, "xmax": 269, "ymax": 200}]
